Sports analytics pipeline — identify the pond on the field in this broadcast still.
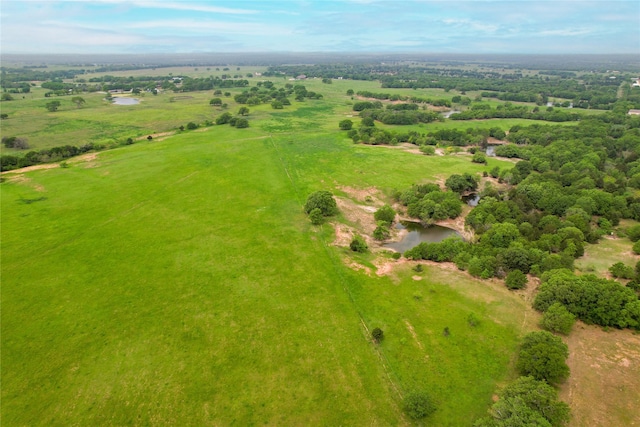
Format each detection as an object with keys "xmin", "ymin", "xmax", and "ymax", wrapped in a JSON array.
[
  {"xmin": 441, "ymin": 109, "xmax": 461, "ymax": 118},
  {"xmin": 462, "ymin": 193, "xmax": 480, "ymax": 206},
  {"xmin": 383, "ymin": 221, "xmax": 461, "ymax": 253},
  {"xmin": 112, "ymin": 97, "xmax": 140, "ymax": 105}
]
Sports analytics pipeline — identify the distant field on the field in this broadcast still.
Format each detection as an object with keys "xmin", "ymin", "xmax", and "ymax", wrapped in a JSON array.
[{"xmin": 1, "ymin": 71, "xmax": 588, "ymax": 155}]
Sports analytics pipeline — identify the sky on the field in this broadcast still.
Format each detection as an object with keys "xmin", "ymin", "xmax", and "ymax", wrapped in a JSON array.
[{"xmin": 1, "ymin": 0, "xmax": 639, "ymax": 55}]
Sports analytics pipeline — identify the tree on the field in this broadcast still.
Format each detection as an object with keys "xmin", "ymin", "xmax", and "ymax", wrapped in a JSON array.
[
  {"xmin": 371, "ymin": 327, "xmax": 384, "ymax": 342},
  {"xmin": 350, "ymin": 235, "xmax": 368, "ymax": 253},
  {"xmin": 419, "ymin": 145, "xmax": 436, "ymax": 155},
  {"xmin": 403, "ymin": 391, "xmax": 436, "ymax": 420},
  {"xmin": 374, "ymin": 204, "xmax": 395, "ymax": 225},
  {"xmin": 339, "ymin": 119, "xmax": 353, "ymax": 130},
  {"xmin": 346, "ymin": 89, "xmax": 354, "ymax": 96},
  {"xmin": 209, "ymin": 98, "xmax": 222, "ymax": 106},
  {"xmin": 516, "ymin": 331, "xmax": 569, "ymax": 385},
  {"xmin": 71, "ymin": 96, "xmax": 86, "ymax": 108},
  {"xmin": 215, "ymin": 112, "xmax": 233, "ymax": 125},
  {"xmin": 271, "ymin": 100, "xmax": 284, "ymax": 109},
  {"xmin": 186, "ymin": 122, "xmax": 198, "ymax": 130},
  {"xmin": 234, "ymin": 117, "xmax": 249, "ymax": 128},
  {"xmin": 238, "ymin": 106, "xmax": 250, "ymax": 116},
  {"xmin": 445, "ymin": 173, "xmax": 478, "ymax": 193},
  {"xmin": 304, "ymin": 191, "xmax": 338, "ymax": 216},
  {"xmin": 475, "ymin": 376, "xmax": 569, "ymax": 427},
  {"xmin": 609, "ymin": 262, "xmax": 635, "ymax": 279},
  {"xmin": 540, "ymin": 303, "xmax": 575, "ymax": 335},
  {"xmin": 505, "ymin": 269, "xmax": 527, "ymax": 289},
  {"xmin": 1, "ymin": 93, "xmax": 14, "ymax": 101},
  {"xmin": 45, "ymin": 100, "xmax": 61, "ymax": 112},
  {"xmin": 472, "ymin": 152, "xmax": 487, "ymax": 164}
]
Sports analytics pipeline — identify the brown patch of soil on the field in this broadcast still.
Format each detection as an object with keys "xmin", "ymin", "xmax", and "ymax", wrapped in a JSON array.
[
  {"xmin": 559, "ymin": 324, "xmax": 640, "ymax": 427},
  {"xmin": 2, "ymin": 163, "xmax": 58, "ymax": 174},
  {"xmin": 404, "ymin": 320, "xmax": 424, "ymax": 351}
]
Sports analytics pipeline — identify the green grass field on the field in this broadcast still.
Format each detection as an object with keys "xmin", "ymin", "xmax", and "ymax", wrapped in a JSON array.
[
  {"xmin": 2, "ymin": 116, "xmax": 527, "ymax": 425},
  {"xmin": 1, "ymin": 70, "xmax": 552, "ymax": 425}
]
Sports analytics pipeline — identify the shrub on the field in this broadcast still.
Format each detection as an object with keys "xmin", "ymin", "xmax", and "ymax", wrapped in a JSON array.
[
  {"xmin": 338, "ymin": 119, "xmax": 353, "ymax": 130},
  {"xmin": 350, "ymin": 235, "xmax": 368, "ymax": 253},
  {"xmin": 403, "ymin": 391, "xmax": 436, "ymax": 420},
  {"xmin": 309, "ymin": 208, "xmax": 324, "ymax": 225},
  {"xmin": 472, "ymin": 152, "xmax": 487, "ymax": 164},
  {"xmin": 505, "ymin": 269, "xmax": 527, "ymax": 289},
  {"xmin": 633, "ymin": 240, "xmax": 640, "ymax": 255},
  {"xmin": 419, "ymin": 145, "xmax": 436, "ymax": 155},
  {"xmin": 186, "ymin": 122, "xmax": 198, "ymax": 130},
  {"xmin": 609, "ymin": 262, "xmax": 635, "ymax": 279},
  {"xmin": 540, "ymin": 302, "xmax": 575, "ymax": 335},
  {"xmin": 626, "ymin": 224, "xmax": 640, "ymax": 242},
  {"xmin": 374, "ymin": 204, "xmax": 395, "ymax": 225},
  {"xmin": 373, "ymin": 223, "xmax": 390, "ymax": 241},
  {"xmin": 371, "ymin": 327, "xmax": 384, "ymax": 342},
  {"xmin": 304, "ymin": 191, "xmax": 338, "ymax": 216}
]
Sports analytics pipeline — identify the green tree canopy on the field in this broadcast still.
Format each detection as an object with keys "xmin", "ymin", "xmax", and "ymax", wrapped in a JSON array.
[
  {"xmin": 516, "ymin": 331, "xmax": 569, "ymax": 385},
  {"xmin": 304, "ymin": 191, "xmax": 338, "ymax": 216}
]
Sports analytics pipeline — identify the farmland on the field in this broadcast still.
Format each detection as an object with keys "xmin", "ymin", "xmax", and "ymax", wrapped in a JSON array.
[{"xmin": 2, "ymin": 58, "xmax": 640, "ymax": 426}]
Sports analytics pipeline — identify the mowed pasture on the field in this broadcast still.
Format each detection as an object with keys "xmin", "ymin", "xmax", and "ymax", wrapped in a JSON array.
[{"xmin": 2, "ymin": 109, "xmax": 527, "ymax": 425}]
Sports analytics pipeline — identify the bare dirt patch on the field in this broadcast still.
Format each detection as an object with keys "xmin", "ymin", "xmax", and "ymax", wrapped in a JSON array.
[
  {"xmin": 2, "ymin": 163, "xmax": 58, "ymax": 175},
  {"xmin": 559, "ymin": 325, "xmax": 640, "ymax": 427}
]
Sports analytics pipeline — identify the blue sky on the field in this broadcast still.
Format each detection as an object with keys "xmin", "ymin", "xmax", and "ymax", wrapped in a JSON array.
[{"xmin": 1, "ymin": 0, "xmax": 639, "ymax": 54}]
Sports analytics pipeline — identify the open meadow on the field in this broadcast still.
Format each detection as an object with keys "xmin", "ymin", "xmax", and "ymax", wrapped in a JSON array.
[{"xmin": 2, "ymin": 65, "xmax": 640, "ymax": 426}]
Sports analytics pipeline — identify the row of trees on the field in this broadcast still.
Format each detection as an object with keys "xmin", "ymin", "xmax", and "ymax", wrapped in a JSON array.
[{"xmin": 449, "ymin": 103, "xmax": 583, "ymax": 122}]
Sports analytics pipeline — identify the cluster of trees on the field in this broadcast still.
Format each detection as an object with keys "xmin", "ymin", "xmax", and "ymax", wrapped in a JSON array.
[
  {"xmin": 534, "ymin": 269, "xmax": 640, "ymax": 329},
  {"xmin": 214, "ymin": 112, "xmax": 249, "ymax": 128},
  {"xmin": 354, "ymin": 90, "xmax": 452, "ymax": 107},
  {"xmin": 304, "ymin": 190, "xmax": 338, "ymax": 225},
  {"xmin": 2, "ymin": 136, "xmax": 29, "ymax": 150},
  {"xmin": 474, "ymin": 376, "xmax": 570, "ymax": 426},
  {"xmin": 396, "ymin": 183, "xmax": 463, "ymax": 224},
  {"xmin": 267, "ymin": 61, "xmax": 632, "ymax": 109},
  {"xmin": 359, "ymin": 109, "xmax": 441, "ymax": 125},
  {"xmin": 449, "ymin": 103, "xmax": 582, "ymax": 122},
  {"xmin": 1, "ymin": 143, "xmax": 104, "ymax": 171},
  {"xmin": 233, "ymin": 83, "xmax": 319, "ymax": 107}
]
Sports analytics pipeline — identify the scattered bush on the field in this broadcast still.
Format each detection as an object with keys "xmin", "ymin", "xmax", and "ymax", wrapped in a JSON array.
[
  {"xmin": 403, "ymin": 391, "xmax": 436, "ymax": 420},
  {"xmin": 371, "ymin": 327, "xmax": 384, "ymax": 342},
  {"xmin": 350, "ymin": 235, "xmax": 368, "ymax": 253},
  {"xmin": 374, "ymin": 204, "xmax": 395, "ymax": 225},
  {"xmin": 338, "ymin": 119, "xmax": 353, "ymax": 130},
  {"xmin": 309, "ymin": 208, "xmax": 324, "ymax": 225},
  {"xmin": 609, "ymin": 262, "xmax": 635, "ymax": 279},
  {"xmin": 505, "ymin": 269, "xmax": 527, "ymax": 289}
]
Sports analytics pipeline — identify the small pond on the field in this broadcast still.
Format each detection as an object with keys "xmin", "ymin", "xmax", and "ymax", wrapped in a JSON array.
[
  {"xmin": 441, "ymin": 109, "xmax": 461, "ymax": 118},
  {"xmin": 383, "ymin": 221, "xmax": 461, "ymax": 253},
  {"xmin": 112, "ymin": 97, "xmax": 140, "ymax": 105},
  {"xmin": 462, "ymin": 193, "xmax": 480, "ymax": 206}
]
